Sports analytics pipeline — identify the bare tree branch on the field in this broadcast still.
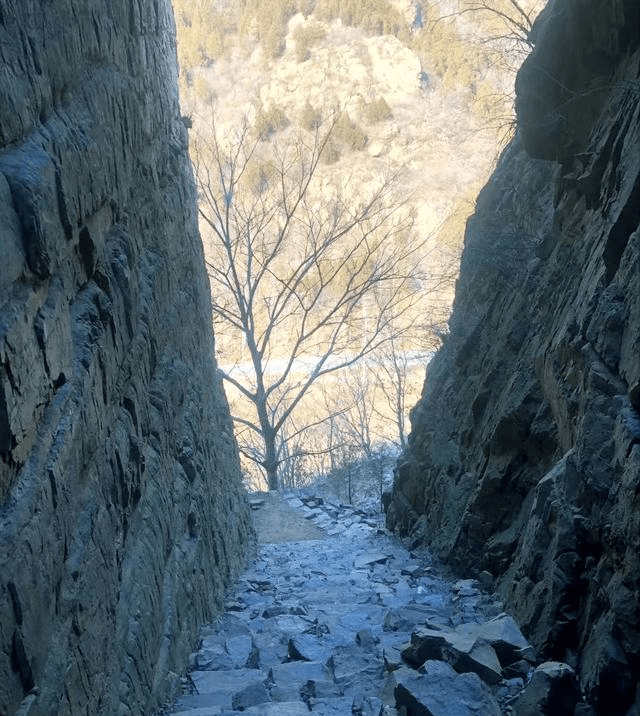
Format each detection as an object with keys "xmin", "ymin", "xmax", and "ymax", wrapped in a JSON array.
[{"xmin": 194, "ymin": 109, "xmax": 434, "ymax": 489}]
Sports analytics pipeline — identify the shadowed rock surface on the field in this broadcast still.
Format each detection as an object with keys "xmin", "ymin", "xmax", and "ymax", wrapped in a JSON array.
[
  {"xmin": 386, "ymin": 1, "xmax": 639, "ymax": 713},
  {"xmin": 0, "ymin": 2, "xmax": 252, "ymax": 715}
]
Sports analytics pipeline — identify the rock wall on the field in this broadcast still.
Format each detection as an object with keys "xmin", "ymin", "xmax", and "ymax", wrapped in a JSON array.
[
  {"xmin": 386, "ymin": 0, "xmax": 639, "ymax": 713},
  {"xmin": 0, "ymin": 2, "xmax": 252, "ymax": 715}
]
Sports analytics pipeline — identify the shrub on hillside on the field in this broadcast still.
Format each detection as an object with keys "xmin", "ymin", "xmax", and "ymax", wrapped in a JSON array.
[
  {"xmin": 315, "ymin": 0, "xmax": 408, "ymax": 40},
  {"xmin": 240, "ymin": 0, "xmax": 301, "ymax": 59},
  {"xmin": 334, "ymin": 112, "xmax": 367, "ymax": 151},
  {"xmin": 364, "ymin": 96, "xmax": 392, "ymax": 124},
  {"xmin": 255, "ymin": 102, "xmax": 290, "ymax": 139},
  {"xmin": 292, "ymin": 21, "xmax": 327, "ymax": 62},
  {"xmin": 173, "ymin": 1, "xmax": 230, "ymax": 70},
  {"xmin": 299, "ymin": 101, "xmax": 323, "ymax": 131},
  {"xmin": 320, "ymin": 138, "xmax": 341, "ymax": 164}
]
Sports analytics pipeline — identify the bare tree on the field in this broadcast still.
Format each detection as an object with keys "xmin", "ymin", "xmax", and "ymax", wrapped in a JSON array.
[
  {"xmin": 372, "ymin": 340, "xmax": 416, "ymax": 451},
  {"xmin": 371, "ymin": 330, "xmax": 441, "ymax": 449},
  {"xmin": 454, "ymin": 0, "xmax": 539, "ymax": 48},
  {"xmin": 194, "ymin": 113, "xmax": 425, "ymax": 490}
]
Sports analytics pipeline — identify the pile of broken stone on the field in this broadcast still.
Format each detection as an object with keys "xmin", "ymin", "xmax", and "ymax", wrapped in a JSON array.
[{"xmin": 163, "ymin": 492, "xmax": 583, "ymax": 716}]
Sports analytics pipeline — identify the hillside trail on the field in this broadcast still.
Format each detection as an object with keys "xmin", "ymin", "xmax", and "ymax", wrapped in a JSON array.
[{"xmin": 162, "ymin": 490, "xmax": 536, "ymax": 715}]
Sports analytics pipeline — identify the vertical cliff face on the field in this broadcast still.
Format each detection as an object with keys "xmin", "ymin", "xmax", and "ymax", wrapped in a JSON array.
[
  {"xmin": 386, "ymin": 0, "xmax": 639, "ymax": 712},
  {"xmin": 0, "ymin": 2, "xmax": 252, "ymax": 715}
]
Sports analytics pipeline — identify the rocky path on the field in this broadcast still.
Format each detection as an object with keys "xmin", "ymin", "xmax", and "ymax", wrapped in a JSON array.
[{"xmin": 163, "ymin": 492, "xmax": 561, "ymax": 716}]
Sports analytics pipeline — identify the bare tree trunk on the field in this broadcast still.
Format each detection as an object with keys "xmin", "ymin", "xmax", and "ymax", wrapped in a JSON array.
[{"xmin": 261, "ymin": 424, "xmax": 279, "ymax": 491}]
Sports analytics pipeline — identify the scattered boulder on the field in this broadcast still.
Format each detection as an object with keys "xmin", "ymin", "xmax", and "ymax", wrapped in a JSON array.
[
  {"xmin": 512, "ymin": 661, "xmax": 581, "ymax": 716},
  {"xmin": 393, "ymin": 662, "xmax": 502, "ymax": 716},
  {"xmin": 402, "ymin": 629, "xmax": 450, "ymax": 667},
  {"xmin": 455, "ymin": 613, "xmax": 533, "ymax": 666},
  {"xmin": 402, "ymin": 612, "xmax": 532, "ymax": 686},
  {"xmin": 442, "ymin": 634, "xmax": 503, "ymax": 685}
]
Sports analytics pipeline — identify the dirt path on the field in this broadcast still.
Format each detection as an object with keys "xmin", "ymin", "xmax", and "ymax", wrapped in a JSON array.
[{"xmin": 249, "ymin": 491, "xmax": 327, "ymax": 544}]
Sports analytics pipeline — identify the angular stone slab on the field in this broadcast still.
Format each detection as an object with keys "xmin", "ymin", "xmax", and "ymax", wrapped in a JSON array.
[
  {"xmin": 284, "ymin": 496, "xmax": 305, "ymax": 509},
  {"xmin": 269, "ymin": 659, "xmax": 330, "ymax": 687},
  {"xmin": 402, "ymin": 629, "xmax": 449, "ymax": 666},
  {"xmin": 454, "ymin": 613, "xmax": 531, "ymax": 666},
  {"xmin": 402, "ymin": 627, "xmax": 502, "ymax": 684},
  {"xmin": 356, "ymin": 695, "xmax": 384, "ymax": 716},
  {"xmin": 309, "ymin": 680, "xmax": 344, "ymax": 699},
  {"xmin": 393, "ymin": 663, "xmax": 501, "ymax": 716},
  {"xmin": 313, "ymin": 514, "xmax": 335, "ymax": 528},
  {"xmin": 271, "ymin": 614, "xmax": 314, "ymax": 634},
  {"xmin": 231, "ymin": 681, "xmax": 271, "ymax": 710},
  {"xmin": 309, "ymin": 696, "xmax": 356, "ymax": 714},
  {"xmin": 226, "ymin": 634, "xmax": 253, "ymax": 666},
  {"xmin": 328, "ymin": 645, "xmax": 385, "ymax": 684},
  {"xmin": 452, "ymin": 579, "xmax": 480, "ymax": 597},
  {"xmin": 512, "ymin": 661, "xmax": 580, "ymax": 716},
  {"xmin": 288, "ymin": 634, "xmax": 334, "ymax": 663},
  {"xmin": 327, "ymin": 525, "xmax": 346, "ymax": 535},
  {"xmin": 195, "ymin": 641, "xmax": 233, "ymax": 671},
  {"xmin": 379, "ymin": 632, "xmax": 413, "ymax": 671},
  {"xmin": 354, "ymin": 552, "xmax": 392, "ymax": 569},
  {"xmin": 442, "ymin": 633, "xmax": 503, "ymax": 685},
  {"xmin": 383, "ymin": 604, "xmax": 445, "ymax": 632},
  {"xmin": 251, "ymin": 630, "xmax": 289, "ymax": 669},
  {"xmin": 241, "ymin": 702, "xmax": 311, "ymax": 715},
  {"xmin": 190, "ymin": 668, "xmax": 266, "ymax": 697}
]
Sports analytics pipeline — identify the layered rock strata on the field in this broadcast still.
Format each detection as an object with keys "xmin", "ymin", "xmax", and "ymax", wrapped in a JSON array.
[
  {"xmin": 0, "ymin": 2, "xmax": 252, "ymax": 715},
  {"xmin": 386, "ymin": 0, "xmax": 639, "ymax": 713}
]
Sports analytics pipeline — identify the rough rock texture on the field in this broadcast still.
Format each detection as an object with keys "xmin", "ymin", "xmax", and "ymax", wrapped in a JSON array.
[
  {"xmin": 0, "ymin": 2, "xmax": 252, "ymax": 715},
  {"xmin": 386, "ymin": 0, "xmax": 639, "ymax": 713}
]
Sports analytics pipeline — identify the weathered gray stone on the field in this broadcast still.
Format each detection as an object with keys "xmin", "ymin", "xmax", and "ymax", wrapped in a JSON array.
[
  {"xmin": 442, "ymin": 634, "xmax": 503, "ymax": 685},
  {"xmin": 380, "ymin": 632, "xmax": 413, "ymax": 672},
  {"xmin": 385, "ymin": 3, "xmax": 640, "ymax": 712},
  {"xmin": 269, "ymin": 660, "xmax": 330, "ymax": 688},
  {"xmin": 392, "ymin": 663, "xmax": 501, "ymax": 716},
  {"xmin": 402, "ymin": 629, "xmax": 450, "ymax": 667},
  {"xmin": 354, "ymin": 552, "xmax": 392, "ymax": 569},
  {"xmin": 288, "ymin": 634, "xmax": 334, "ymax": 663},
  {"xmin": 309, "ymin": 696, "xmax": 357, "ymax": 714},
  {"xmin": 512, "ymin": 661, "xmax": 580, "ymax": 716},
  {"xmin": 383, "ymin": 604, "xmax": 446, "ymax": 632},
  {"xmin": 0, "ymin": 2, "xmax": 253, "ymax": 716},
  {"xmin": 402, "ymin": 627, "xmax": 503, "ymax": 685},
  {"xmin": 357, "ymin": 695, "xmax": 384, "ymax": 716},
  {"xmin": 241, "ymin": 702, "xmax": 310, "ymax": 715},
  {"xmin": 328, "ymin": 645, "xmax": 385, "ymax": 684},
  {"xmin": 190, "ymin": 669, "xmax": 267, "ymax": 699},
  {"xmin": 231, "ymin": 681, "xmax": 271, "ymax": 710},
  {"xmin": 454, "ymin": 614, "xmax": 531, "ymax": 666}
]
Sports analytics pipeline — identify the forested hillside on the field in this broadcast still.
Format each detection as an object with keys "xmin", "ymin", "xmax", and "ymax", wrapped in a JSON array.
[{"xmin": 171, "ymin": 0, "xmax": 542, "ymax": 492}]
